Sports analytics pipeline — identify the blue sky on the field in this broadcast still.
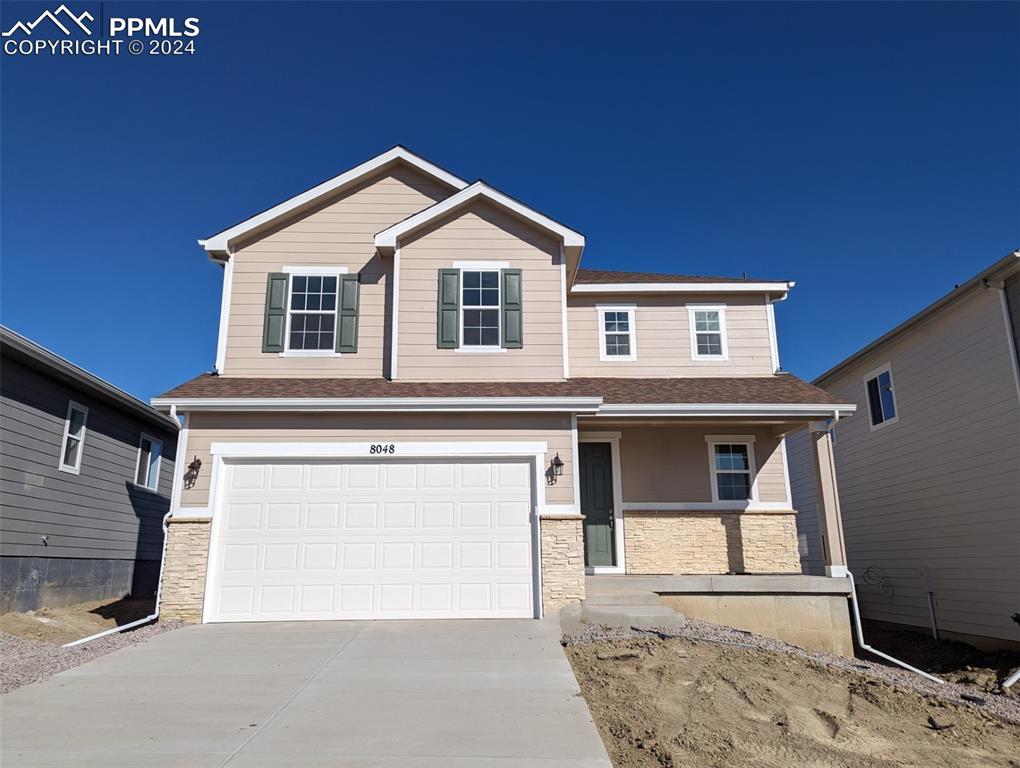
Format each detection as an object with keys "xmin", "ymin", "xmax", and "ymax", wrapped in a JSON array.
[{"xmin": 2, "ymin": 1, "xmax": 1017, "ymax": 399}]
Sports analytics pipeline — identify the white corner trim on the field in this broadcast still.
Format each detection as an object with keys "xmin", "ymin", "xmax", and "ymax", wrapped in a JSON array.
[
  {"xmin": 152, "ymin": 396, "xmax": 602, "ymax": 414},
  {"xmin": 826, "ymin": 565, "xmax": 850, "ymax": 578},
  {"xmin": 452, "ymin": 260, "xmax": 509, "ymax": 270},
  {"xmin": 572, "ymin": 281, "xmax": 793, "ymax": 294},
  {"xmin": 621, "ymin": 501, "xmax": 793, "ymax": 512},
  {"xmin": 539, "ymin": 504, "xmax": 583, "ymax": 519},
  {"xmin": 375, "ymin": 181, "xmax": 585, "ymax": 251},
  {"xmin": 765, "ymin": 294, "xmax": 780, "ymax": 373},
  {"xmin": 209, "ymin": 441, "xmax": 549, "ymax": 459},
  {"xmin": 560, "ymin": 254, "xmax": 570, "ymax": 379},
  {"xmin": 171, "ymin": 507, "xmax": 212, "ymax": 521},
  {"xmin": 213, "ymin": 257, "xmax": 233, "ymax": 374},
  {"xmin": 200, "ymin": 147, "xmax": 468, "ymax": 255},
  {"xmin": 779, "ymin": 436, "xmax": 793, "ymax": 506},
  {"xmin": 570, "ymin": 414, "xmax": 580, "ymax": 510},
  {"xmin": 169, "ymin": 412, "xmax": 190, "ymax": 512},
  {"xmin": 688, "ymin": 304, "xmax": 729, "ymax": 362},
  {"xmin": 282, "ymin": 265, "xmax": 349, "ymax": 276},
  {"xmin": 705, "ymin": 436, "xmax": 758, "ymax": 504},
  {"xmin": 597, "ymin": 304, "xmax": 638, "ymax": 362},
  {"xmin": 57, "ymin": 400, "xmax": 88, "ymax": 475},
  {"xmin": 390, "ymin": 247, "xmax": 401, "ymax": 380}
]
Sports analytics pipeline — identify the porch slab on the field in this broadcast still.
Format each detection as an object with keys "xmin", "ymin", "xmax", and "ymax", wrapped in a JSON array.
[{"xmin": 586, "ymin": 574, "xmax": 852, "ymax": 596}]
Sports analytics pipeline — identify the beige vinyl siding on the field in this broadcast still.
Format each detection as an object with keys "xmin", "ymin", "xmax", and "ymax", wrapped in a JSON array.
[
  {"xmin": 180, "ymin": 411, "xmax": 575, "ymax": 507},
  {"xmin": 567, "ymin": 295, "xmax": 775, "ymax": 377},
  {"xmin": 222, "ymin": 167, "xmax": 451, "ymax": 377},
  {"xmin": 396, "ymin": 201, "xmax": 565, "ymax": 381},
  {"xmin": 792, "ymin": 287, "xmax": 1020, "ymax": 643},
  {"xmin": 591, "ymin": 425, "xmax": 789, "ymax": 505}
]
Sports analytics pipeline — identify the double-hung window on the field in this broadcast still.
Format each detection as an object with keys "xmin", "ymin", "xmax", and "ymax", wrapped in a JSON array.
[
  {"xmin": 598, "ymin": 305, "xmax": 637, "ymax": 361},
  {"xmin": 864, "ymin": 363, "xmax": 898, "ymax": 429},
  {"xmin": 689, "ymin": 305, "xmax": 728, "ymax": 360},
  {"xmin": 287, "ymin": 273, "xmax": 339, "ymax": 352},
  {"xmin": 461, "ymin": 270, "xmax": 500, "ymax": 347},
  {"xmin": 58, "ymin": 401, "xmax": 88, "ymax": 474},
  {"xmin": 134, "ymin": 434, "xmax": 162, "ymax": 491},
  {"xmin": 706, "ymin": 436, "xmax": 757, "ymax": 502}
]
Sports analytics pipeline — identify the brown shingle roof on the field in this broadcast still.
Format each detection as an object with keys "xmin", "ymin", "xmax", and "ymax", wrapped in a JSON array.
[
  {"xmin": 156, "ymin": 373, "xmax": 843, "ymax": 406},
  {"xmin": 573, "ymin": 269, "xmax": 786, "ymax": 284}
]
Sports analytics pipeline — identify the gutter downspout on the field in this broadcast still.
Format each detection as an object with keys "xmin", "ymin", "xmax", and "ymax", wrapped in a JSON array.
[{"xmin": 63, "ymin": 510, "xmax": 173, "ymax": 648}]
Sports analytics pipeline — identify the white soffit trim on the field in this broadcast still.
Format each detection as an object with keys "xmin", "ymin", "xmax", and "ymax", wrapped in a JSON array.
[
  {"xmin": 210, "ymin": 441, "xmax": 549, "ymax": 459},
  {"xmin": 571, "ymin": 281, "xmax": 794, "ymax": 294},
  {"xmin": 596, "ymin": 403, "xmax": 857, "ymax": 417},
  {"xmin": 151, "ymin": 396, "xmax": 604, "ymax": 413},
  {"xmin": 199, "ymin": 147, "xmax": 469, "ymax": 256},
  {"xmin": 375, "ymin": 181, "xmax": 585, "ymax": 252}
]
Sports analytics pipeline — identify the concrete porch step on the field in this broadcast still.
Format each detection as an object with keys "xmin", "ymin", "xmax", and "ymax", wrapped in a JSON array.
[{"xmin": 582, "ymin": 591, "xmax": 664, "ymax": 607}]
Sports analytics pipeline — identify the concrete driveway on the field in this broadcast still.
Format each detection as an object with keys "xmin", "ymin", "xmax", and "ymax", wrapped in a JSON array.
[{"xmin": 1, "ymin": 619, "xmax": 611, "ymax": 767}]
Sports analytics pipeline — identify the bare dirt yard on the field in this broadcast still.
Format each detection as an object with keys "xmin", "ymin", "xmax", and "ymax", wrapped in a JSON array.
[
  {"xmin": 0, "ymin": 598, "xmax": 183, "ymax": 693},
  {"xmin": 567, "ymin": 628, "xmax": 1020, "ymax": 768}
]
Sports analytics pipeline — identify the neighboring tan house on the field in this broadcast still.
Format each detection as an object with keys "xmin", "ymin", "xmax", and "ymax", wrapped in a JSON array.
[
  {"xmin": 152, "ymin": 146, "xmax": 856, "ymax": 624},
  {"xmin": 1, "ymin": 326, "xmax": 179, "ymax": 612},
  {"xmin": 789, "ymin": 252, "xmax": 1020, "ymax": 650}
]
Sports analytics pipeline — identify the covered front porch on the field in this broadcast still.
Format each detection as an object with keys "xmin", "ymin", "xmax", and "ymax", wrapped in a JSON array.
[{"xmin": 575, "ymin": 414, "xmax": 849, "ymax": 581}]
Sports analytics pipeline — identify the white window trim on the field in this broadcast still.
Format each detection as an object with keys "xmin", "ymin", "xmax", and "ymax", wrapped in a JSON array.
[
  {"xmin": 458, "ymin": 266, "xmax": 503, "ymax": 352},
  {"xmin": 281, "ymin": 267, "xmax": 349, "ymax": 357},
  {"xmin": 58, "ymin": 400, "xmax": 88, "ymax": 475},
  {"xmin": 133, "ymin": 432, "xmax": 163, "ymax": 492},
  {"xmin": 863, "ymin": 362, "xmax": 899, "ymax": 431},
  {"xmin": 705, "ymin": 434, "xmax": 758, "ymax": 503},
  {"xmin": 688, "ymin": 304, "xmax": 729, "ymax": 361},
  {"xmin": 597, "ymin": 304, "xmax": 637, "ymax": 362}
]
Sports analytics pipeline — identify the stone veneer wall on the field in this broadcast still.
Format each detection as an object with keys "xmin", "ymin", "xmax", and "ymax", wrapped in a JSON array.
[
  {"xmin": 624, "ymin": 511, "xmax": 800, "ymax": 574},
  {"xmin": 540, "ymin": 516, "xmax": 586, "ymax": 610},
  {"xmin": 159, "ymin": 518, "xmax": 212, "ymax": 622}
]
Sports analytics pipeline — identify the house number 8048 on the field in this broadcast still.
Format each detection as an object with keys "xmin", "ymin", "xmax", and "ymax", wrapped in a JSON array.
[{"xmin": 369, "ymin": 444, "xmax": 396, "ymax": 454}]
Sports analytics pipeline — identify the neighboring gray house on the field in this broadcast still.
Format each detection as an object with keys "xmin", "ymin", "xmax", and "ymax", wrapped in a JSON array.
[
  {"xmin": 789, "ymin": 251, "xmax": 1020, "ymax": 650},
  {"xmin": 1, "ymin": 326, "xmax": 179, "ymax": 612}
]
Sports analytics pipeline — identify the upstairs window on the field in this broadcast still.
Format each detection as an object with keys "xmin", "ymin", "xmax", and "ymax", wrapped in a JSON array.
[
  {"xmin": 59, "ymin": 401, "xmax": 88, "ymax": 474},
  {"xmin": 689, "ymin": 305, "xmax": 728, "ymax": 360},
  {"xmin": 707, "ymin": 437, "xmax": 757, "ymax": 502},
  {"xmin": 134, "ymin": 434, "xmax": 162, "ymax": 491},
  {"xmin": 287, "ymin": 274, "xmax": 338, "ymax": 352},
  {"xmin": 461, "ymin": 270, "xmax": 500, "ymax": 347},
  {"xmin": 865, "ymin": 364, "xmax": 898, "ymax": 429},
  {"xmin": 598, "ymin": 305, "xmax": 637, "ymax": 361}
]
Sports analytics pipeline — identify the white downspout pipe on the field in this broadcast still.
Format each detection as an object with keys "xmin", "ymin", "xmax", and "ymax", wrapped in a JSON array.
[{"xmin": 63, "ymin": 511, "xmax": 172, "ymax": 647}]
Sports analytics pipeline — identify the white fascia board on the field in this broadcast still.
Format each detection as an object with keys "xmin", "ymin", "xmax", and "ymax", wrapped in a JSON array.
[
  {"xmin": 210, "ymin": 441, "xmax": 549, "ymax": 459},
  {"xmin": 571, "ymin": 281, "xmax": 794, "ymax": 294},
  {"xmin": 151, "ymin": 396, "xmax": 603, "ymax": 414},
  {"xmin": 595, "ymin": 403, "xmax": 857, "ymax": 418},
  {"xmin": 375, "ymin": 181, "xmax": 585, "ymax": 251},
  {"xmin": 200, "ymin": 147, "xmax": 469, "ymax": 255}
]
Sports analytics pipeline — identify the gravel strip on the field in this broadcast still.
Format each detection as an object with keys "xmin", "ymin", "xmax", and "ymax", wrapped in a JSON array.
[
  {"xmin": 562, "ymin": 615, "xmax": 1020, "ymax": 726},
  {"xmin": 1, "ymin": 620, "xmax": 185, "ymax": 694}
]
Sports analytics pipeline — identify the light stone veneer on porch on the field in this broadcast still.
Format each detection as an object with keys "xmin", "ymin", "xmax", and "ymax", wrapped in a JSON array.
[
  {"xmin": 160, "ymin": 518, "xmax": 212, "ymax": 622},
  {"xmin": 623, "ymin": 510, "xmax": 801, "ymax": 574},
  {"xmin": 539, "ymin": 516, "xmax": 586, "ymax": 609}
]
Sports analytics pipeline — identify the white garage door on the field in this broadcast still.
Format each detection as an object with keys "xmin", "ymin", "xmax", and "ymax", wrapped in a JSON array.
[{"xmin": 206, "ymin": 459, "xmax": 536, "ymax": 622}]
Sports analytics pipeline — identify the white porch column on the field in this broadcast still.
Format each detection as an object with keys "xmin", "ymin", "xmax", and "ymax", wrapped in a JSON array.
[{"xmin": 809, "ymin": 421, "xmax": 849, "ymax": 577}]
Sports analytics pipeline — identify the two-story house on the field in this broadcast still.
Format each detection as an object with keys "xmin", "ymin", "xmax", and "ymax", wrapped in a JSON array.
[{"xmin": 153, "ymin": 147, "xmax": 855, "ymax": 625}]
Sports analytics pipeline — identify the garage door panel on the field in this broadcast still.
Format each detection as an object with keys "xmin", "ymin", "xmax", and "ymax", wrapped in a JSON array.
[{"xmin": 209, "ymin": 459, "xmax": 535, "ymax": 622}]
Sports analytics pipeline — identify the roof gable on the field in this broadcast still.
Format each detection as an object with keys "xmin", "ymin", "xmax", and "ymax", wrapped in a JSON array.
[{"xmin": 199, "ymin": 146, "xmax": 468, "ymax": 258}]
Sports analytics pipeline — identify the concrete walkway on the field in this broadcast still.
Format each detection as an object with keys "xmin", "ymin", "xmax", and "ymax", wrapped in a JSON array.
[{"xmin": 1, "ymin": 620, "xmax": 611, "ymax": 767}]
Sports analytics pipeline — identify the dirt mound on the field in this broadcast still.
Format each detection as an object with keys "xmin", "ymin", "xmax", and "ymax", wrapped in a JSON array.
[
  {"xmin": 0, "ymin": 597, "xmax": 155, "ymax": 646},
  {"xmin": 567, "ymin": 635, "xmax": 1020, "ymax": 768}
]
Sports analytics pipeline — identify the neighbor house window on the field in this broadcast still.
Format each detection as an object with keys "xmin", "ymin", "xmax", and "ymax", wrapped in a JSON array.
[
  {"xmin": 864, "ymin": 363, "xmax": 898, "ymax": 429},
  {"xmin": 689, "ymin": 305, "xmax": 728, "ymax": 360},
  {"xmin": 598, "ymin": 305, "xmax": 637, "ymax": 361},
  {"xmin": 58, "ymin": 401, "xmax": 88, "ymax": 474},
  {"xmin": 461, "ymin": 270, "xmax": 500, "ymax": 347},
  {"xmin": 706, "ymin": 436, "xmax": 757, "ymax": 502},
  {"xmin": 287, "ymin": 274, "xmax": 338, "ymax": 351},
  {"xmin": 134, "ymin": 434, "xmax": 162, "ymax": 491}
]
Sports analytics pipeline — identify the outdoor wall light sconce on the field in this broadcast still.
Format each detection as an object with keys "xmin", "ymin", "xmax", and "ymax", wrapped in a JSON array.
[
  {"xmin": 184, "ymin": 456, "xmax": 203, "ymax": 490},
  {"xmin": 550, "ymin": 452, "xmax": 564, "ymax": 481}
]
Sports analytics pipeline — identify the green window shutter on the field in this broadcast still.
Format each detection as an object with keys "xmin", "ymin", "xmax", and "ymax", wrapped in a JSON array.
[
  {"xmin": 437, "ymin": 269, "xmax": 460, "ymax": 349},
  {"xmin": 336, "ymin": 274, "xmax": 360, "ymax": 353},
  {"xmin": 501, "ymin": 268, "xmax": 523, "ymax": 349},
  {"xmin": 262, "ymin": 272, "xmax": 289, "ymax": 353}
]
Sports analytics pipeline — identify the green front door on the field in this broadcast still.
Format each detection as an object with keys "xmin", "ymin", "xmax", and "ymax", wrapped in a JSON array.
[{"xmin": 579, "ymin": 442, "xmax": 615, "ymax": 567}]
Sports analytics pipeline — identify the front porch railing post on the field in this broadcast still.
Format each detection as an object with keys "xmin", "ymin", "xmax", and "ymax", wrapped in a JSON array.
[{"xmin": 809, "ymin": 421, "xmax": 849, "ymax": 577}]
